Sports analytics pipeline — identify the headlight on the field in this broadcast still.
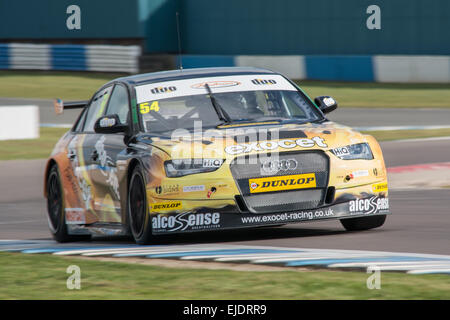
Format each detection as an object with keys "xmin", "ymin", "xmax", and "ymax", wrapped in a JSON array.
[
  {"xmin": 331, "ymin": 143, "xmax": 374, "ymax": 160},
  {"xmin": 164, "ymin": 159, "xmax": 224, "ymax": 177}
]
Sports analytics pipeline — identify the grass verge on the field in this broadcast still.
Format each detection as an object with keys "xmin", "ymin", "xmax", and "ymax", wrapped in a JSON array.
[
  {"xmin": 0, "ymin": 127, "xmax": 68, "ymax": 160},
  {"xmin": 1, "ymin": 127, "xmax": 450, "ymax": 161},
  {"xmin": 0, "ymin": 252, "xmax": 449, "ymax": 299},
  {"xmin": 362, "ymin": 128, "xmax": 450, "ymax": 141},
  {"xmin": 297, "ymin": 80, "xmax": 450, "ymax": 108},
  {"xmin": 0, "ymin": 71, "xmax": 449, "ymax": 108},
  {"xmin": 0, "ymin": 71, "xmax": 121, "ymax": 100}
]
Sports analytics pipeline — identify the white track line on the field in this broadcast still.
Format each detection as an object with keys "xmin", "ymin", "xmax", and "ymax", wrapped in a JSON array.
[
  {"xmin": 182, "ymin": 253, "xmax": 300, "ymax": 261},
  {"xmin": 54, "ymin": 245, "xmax": 236, "ymax": 256},
  {"xmin": 376, "ymin": 264, "xmax": 450, "ymax": 271},
  {"xmin": 384, "ymin": 136, "xmax": 450, "ymax": 143},
  {"xmin": 251, "ymin": 253, "xmax": 391, "ymax": 264},
  {"xmin": 214, "ymin": 252, "xmax": 345, "ymax": 262},
  {"xmin": 408, "ymin": 268, "xmax": 450, "ymax": 274},
  {"xmin": 79, "ymin": 245, "xmax": 236, "ymax": 257},
  {"xmin": 329, "ymin": 261, "xmax": 450, "ymax": 268}
]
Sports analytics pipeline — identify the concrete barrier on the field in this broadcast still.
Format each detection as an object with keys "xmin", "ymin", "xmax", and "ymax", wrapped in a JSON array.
[
  {"xmin": 374, "ymin": 56, "xmax": 450, "ymax": 83},
  {"xmin": 235, "ymin": 55, "xmax": 305, "ymax": 80},
  {"xmin": 180, "ymin": 54, "xmax": 450, "ymax": 82},
  {"xmin": 0, "ymin": 106, "xmax": 39, "ymax": 140},
  {"xmin": 2, "ymin": 43, "xmax": 449, "ymax": 82},
  {"xmin": 0, "ymin": 43, "xmax": 141, "ymax": 73}
]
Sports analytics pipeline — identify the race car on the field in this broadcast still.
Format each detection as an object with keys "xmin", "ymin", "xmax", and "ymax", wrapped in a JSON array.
[{"xmin": 44, "ymin": 67, "xmax": 389, "ymax": 244}]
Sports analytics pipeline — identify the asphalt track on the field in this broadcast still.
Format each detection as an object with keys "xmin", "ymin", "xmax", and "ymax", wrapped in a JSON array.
[
  {"xmin": 1, "ymin": 98, "xmax": 450, "ymax": 255},
  {"xmin": 1, "ymin": 138, "xmax": 449, "ymax": 255}
]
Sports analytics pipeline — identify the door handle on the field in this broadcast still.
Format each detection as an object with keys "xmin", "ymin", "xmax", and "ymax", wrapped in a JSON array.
[{"xmin": 91, "ymin": 150, "xmax": 99, "ymax": 161}]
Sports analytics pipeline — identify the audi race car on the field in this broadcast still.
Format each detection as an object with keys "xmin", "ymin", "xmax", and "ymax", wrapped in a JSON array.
[{"xmin": 44, "ymin": 67, "xmax": 390, "ymax": 244}]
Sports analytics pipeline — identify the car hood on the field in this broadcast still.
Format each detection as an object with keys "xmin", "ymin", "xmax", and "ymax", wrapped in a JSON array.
[{"xmin": 141, "ymin": 121, "xmax": 370, "ymax": 159}]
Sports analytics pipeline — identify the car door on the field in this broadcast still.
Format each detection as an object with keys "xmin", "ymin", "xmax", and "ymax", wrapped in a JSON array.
[
  {"xmin": 67, "ymin": 85, "xmax": 112, "ymax": 224},
  {"xmin": 82, "ymin": 83, "xmax": 131, "ymax": 223}
]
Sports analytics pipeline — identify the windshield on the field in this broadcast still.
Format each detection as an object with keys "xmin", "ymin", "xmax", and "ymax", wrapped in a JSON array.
[{"xmin": 135, "ymin": 74, "xmax": 323, "ymax": 133}]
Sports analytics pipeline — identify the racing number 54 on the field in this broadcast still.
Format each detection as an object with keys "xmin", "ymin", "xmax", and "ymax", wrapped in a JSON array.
[{"xmin": 139, "ymin": 101, "xmax": 159, "ymax": 114}]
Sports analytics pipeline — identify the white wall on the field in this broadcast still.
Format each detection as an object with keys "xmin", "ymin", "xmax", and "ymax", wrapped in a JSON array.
[
  {"xmin": 235, "ymin": 55, "xmax": 306, "ymax": 80},
  {"xmin": 374, "ymin": 56, "xmax": 450, "ymax": 83},
  {"xmin": 0, "ymin": 106, "xmax": 40, "ymax": 140}
]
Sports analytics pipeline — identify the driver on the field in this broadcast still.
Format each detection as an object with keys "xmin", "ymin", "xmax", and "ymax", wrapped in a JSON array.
[{"xmin": 215, "ymin": 92, "xmax": 264, "ymax": 118}]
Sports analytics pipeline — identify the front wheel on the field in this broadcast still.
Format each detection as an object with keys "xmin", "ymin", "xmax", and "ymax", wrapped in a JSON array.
[
  {"xmin": 46, "ymin": 165, "xmax": 90, "ymax": 242},
  {"xmin": 340, "ymin": 215, "xmax": 386, "ymax": 231},
  {"xmin": 127, "ymin": 164, "xmax": 153, "ymax": 244}
]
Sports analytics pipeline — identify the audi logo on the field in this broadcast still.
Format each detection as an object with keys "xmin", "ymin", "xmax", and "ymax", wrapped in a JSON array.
[{"xmin": 261, "ymin": 159, "xmax": 298, "ymax": 173}]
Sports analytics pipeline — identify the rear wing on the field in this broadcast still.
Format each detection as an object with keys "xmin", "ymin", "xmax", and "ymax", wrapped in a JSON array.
[{"xmin": 53, "ymin": 99, "xmax": 89, "ymax": 115}]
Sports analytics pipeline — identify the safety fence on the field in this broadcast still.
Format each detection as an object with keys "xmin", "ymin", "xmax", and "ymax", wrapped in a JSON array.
[
  {"xmin": 179, "ymin": 55, "xmax": 450, "ymax": 83},
  {"xmin": 0, "ymin": 43, "xmax": 141, "ymax": 73},
  {"xmin": 1, "ymin": 44, "xmax": 449, "ymax": 82}
]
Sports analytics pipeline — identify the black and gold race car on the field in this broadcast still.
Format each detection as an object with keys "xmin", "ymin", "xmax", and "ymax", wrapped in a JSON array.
[{"xmin": 44, "ymin": 67, "xmax": 389, "ymax": 244}]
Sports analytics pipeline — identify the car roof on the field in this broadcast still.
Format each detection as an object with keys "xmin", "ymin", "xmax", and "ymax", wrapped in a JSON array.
[{"xmin": 111, "ymin": 67, "xmax": 278, "ymax": 87}]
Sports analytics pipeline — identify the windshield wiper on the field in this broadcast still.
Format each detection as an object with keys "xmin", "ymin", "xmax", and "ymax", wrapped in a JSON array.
[{"xmin": 204, "ymin": 83, "xmax": 232, "ymax": 124}]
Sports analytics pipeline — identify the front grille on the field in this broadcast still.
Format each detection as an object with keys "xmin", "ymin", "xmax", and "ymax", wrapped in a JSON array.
[{"xmin": 230, "ymin": 151, "xmax": 329, "ymax": 214}]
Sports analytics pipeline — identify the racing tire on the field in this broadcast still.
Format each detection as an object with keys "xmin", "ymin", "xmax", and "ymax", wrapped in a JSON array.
[
  {"xmin": 46, "ymin": 165, "xmax": 91, "ymax": 243},
  {"xmin": 127, "ymin": 164, "xmax": 153, "ymax": 244},
  {"xmin": 340, "ymin": 215, "xmax": 386, "ymax": 231}
]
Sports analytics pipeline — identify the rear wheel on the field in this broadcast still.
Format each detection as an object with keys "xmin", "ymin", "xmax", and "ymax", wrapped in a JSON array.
[
  {"xmin": 46, "ymin": 165, "xmax": 90, "ymax": 242},
  {"xmin": 340, "ymin": 215, "xmax": 386, "ymax": 231},
  {"xmin": 128, "ymin": 164, "xmax": 153, "ymax": 244}
]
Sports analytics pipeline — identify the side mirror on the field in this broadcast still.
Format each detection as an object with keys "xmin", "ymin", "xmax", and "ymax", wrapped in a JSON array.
[
  {"xmin": 94, "ymin": 114, "xmax": 128, "ymax": 134},
  {"xmin": 314, "ymin": 96, "xmax": 338, "ymax": 114}
]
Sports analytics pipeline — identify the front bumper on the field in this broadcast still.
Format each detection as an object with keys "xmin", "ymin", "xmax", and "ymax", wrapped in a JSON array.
[{"xmin": 150, "ymin": 193, "xmax": 390, "ymax": 235}]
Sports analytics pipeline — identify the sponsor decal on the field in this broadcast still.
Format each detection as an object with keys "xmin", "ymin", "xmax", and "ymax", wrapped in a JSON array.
[
  {"xmin": 251, "ymin": 79, "xmax": 277, "ymax": 85},
  {"xmin": 99, "ymin": 117, "xmax": 116, "ymax": 128},
  {"xmin": 351, "ymin": 170, "xmax": 369, "ymax": 178},
  {"xmin": 248, "ymin": 173, "xmax": 316, "ymax": 194},
  {"xmin": 348, "ymin": 196, "xmax": 389, "ymax": 215},
  {"xmin": 152, "ymin": 212, "xmax": 221, "ymax": 232},
  {"xmin": 95, "ymin": 135, "xmax": 120, "ymax": 201},
  {"xmin": 372, "ymin": 182, "xmax": 388, "ymax": 193},
  {"xmin": 63, "ymin": 166, "xmax": 79, "ymax": 194},
  {"xmin": 331, "ymin": 146, "xmax": 350, "ymax": 157},
  {"xmin": 202, "ymin": 158, "xmax": 224, "ymax": 168},
  {"xmin": 323, "ymin": 97, "xmax": 336, "ymax": 107},
  {"xmin": 135, "ymin": 74, "xmax": 297, "ymax": 104},
  {"xmin": 65, "ymin": 208, "xmax": 85, "ymax": 224},
  {"xmin": 241, "ymin": 208, "xmax": 335, "ymax": 224},
  {"xmin": 69, "ymin": 137, "xmax": 93, "ymax": 210},
  {"xmin": 250, "ymin": 182, "xmax": 259, "ymax": 190},
  {"xmin": 207, "ymin": 187, "xmax": 217, "ymax": 198},
  {"xmin": 373, "ymin": 168, "xmax": 378, "ymax": 176},
  {"xmin": 191, "ymin": 81, "xmax": 240, "ymax": 89},
  {"xmin": 155, "ymin": 184, "xmax": 179, "ymax": 195},
  {"xmin": 76, "ymin": 174, "xmax": 92, "ymax": 210},
  {"xmin": 261, "ymin": 159, "xmax": 298, "ymax": 174},
  {"xmin": 225, "ymin": 136, "xmax": 328, "ymax": 155},
  {"xmin": 183, "ymin": 185, "xmax": 205, "ymax": 192},
  {"xmin": 150, "ymin": 201, "xmax": 182, "ymax": 212},
  {"xmin": 150, "ymin": 86, "xmax": 176, "ymax": 94}
]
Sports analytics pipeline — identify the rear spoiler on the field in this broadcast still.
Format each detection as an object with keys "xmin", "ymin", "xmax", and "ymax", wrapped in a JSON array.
[{"xmin": 53, "ymin": 99, "xmax": 89, "ymax": 115}]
